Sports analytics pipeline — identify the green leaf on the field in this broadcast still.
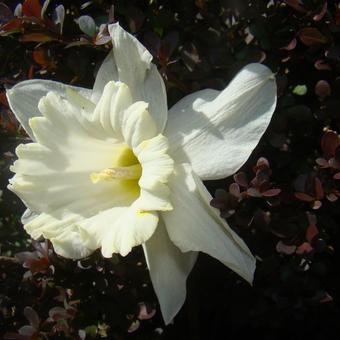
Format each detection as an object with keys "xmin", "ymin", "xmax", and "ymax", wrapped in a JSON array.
[
  {"xmin": 85, "ymin": 325, "xmax": 98, "ymax": 337},
  {"xmin": 78, "ymin": 15, "xmax": 97, "ymax": 37},
  {"xmin": 292, "ymin": 85, "xmax": 307, "ymax": 96}
]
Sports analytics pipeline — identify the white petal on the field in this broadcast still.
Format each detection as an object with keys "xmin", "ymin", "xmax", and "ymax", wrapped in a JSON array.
[
  {"xmin": 6, "ymin": 79, "xmax": 93, "ymax": 140},
  {"xmin": 24, "ymin": 210, "xmax": 93, "ymax": 259},
  {"xmin": 9, "ymin": 93, "xmax": 138, "ymax": 214},
  {"xmin": 162, "ymin": 164, "xmax": 256, "ymax": 284},
  {"xmin": 92, "ymin": 23, "xmax": 167, "ymax": 132},
  {"xmin": 165, "ymin": 63, "xmax": 277, "ymax": 180},
  {"xmin": 142, "ymin": 221, "xmax": 198, "ymax": 325},
  {"xmin": 135, "ymin": 134, "xmax": 174, "ymax": 190},
  {"xmin": 21, "ymin": 208, "xmax": 38, "ymax": 225},
  {"xmin": 139, "ymin": 183, "xmax": 172, "ymax": 212},
  {"xmin": 121, "ymin": 102, "xmax": 157, "ymax": 148},
  {"xmin": 134, "ymin": 134, "xmax": 174, "ymax": 212},
  {"xmin": 92, "ymin": 81, "xmax": 132, "ymax": 136},
  {"xmin": 91, "ymin": 51, "xmax": 116, "ymax": 103},
  {"xmin": 78, "ymin": 202, "xmax": 159, "ymax": 257}
]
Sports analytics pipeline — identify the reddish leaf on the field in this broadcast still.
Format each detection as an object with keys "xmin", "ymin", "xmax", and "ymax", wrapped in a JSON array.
[
  {"xmin": 254, "ymin": 157, "xmax": 270, "ymax": 172},
  {"xmin": 21, "ymin": 32, "xmax": 57, "ymax": 42},
  {"xmin": 32, "ymin": 48, "xmax": 56, "ymax": 70},
  {"xmin": 0, "ymin": 18, "xmax": 23, "ymax": 33},
  {"xmin": 333, "ymin": 189, "xmax": 340, "ymax": 197},
  {"xmin": 326, "ymin": 193, "xmax": 338, "ymax": 202},
  {"xmin": 94, "ymin": 25, "xmax": 111, "ymax": 45},
  {"xmin": 321, "ymin": 131, "xmax": 340, "ymax": 158},
  {"xmin": 127, "ymin": 320, "xmax": 140, "ymax": 333},
  {"xmin": 314, "ymin": 177, "xmax": 324, "ymax": 199},
  {"xmin": 137, "ymin": 302, "xmax": 156, "ymax": 320},
  {"xmin": 295, "ymin": 192, "xmax": 314, "ymax": 202},
  {"xmin": 22, "ymin": 0, "xmax": 42, "ymax": 18},
  {"xmin": 257, "ymin": 180, "xmax": 271, "ymax": 192},
  {"xmin": 247, "ymin": 187, "xmax": 262, "ymax": 197},
  {"xmin": 328, "ymin": 157, "xmax": 340, "ymax": 169},
  {"xmin": 262, "ymin": 188, "xmax": 281, "ymax": 197},
  {"xmin": 28, "ymin": 65, "xmax": 34, "ymax": 79},
  {"xmin": 313, "ymin": 2, "xmax": 327, "ymax": 22},
  {"xmin": 229, "ymin": 183, "xmax": 241, "ymax": 198},
  {"xmin": 280, "ymin": 38, "xmax": 297, "ymax": 51},
  {"xmin": 276, "ymin": 241, "xmax": 296, "ymax": 255},
  {"xmin": 315, "ymin": 80, "xmax": 331, "ymax": 98},
  {"xmin": 210, "ymin": 198, "xmax": 225, "ymax": 210},
  {"xmin": 15, "ymin": 251, "xmax": 37, "ymax": 265},
  {"xmin": 298, "ymin": 27, "xmax": 327, "ymax": 46},
  {"xmin": 320, "ymin": 292, "xmax": 333, "ymax": 303},
  {"xmin": 315, "ymin": 157, "xmax": 329, "ymax": 168},
  {"xmin": 18, "ymin": 325, "xmax": 36, "ymax": 337},
  {"xmin": 307, "ymin": 212, "xmax": 317, "ymax": 225},
  {"xmin": 48, "ymin": 307, "xmax": 69, "ymax": 321},
  {"xmin": 333, "ymin": 172, "xmax": 340, "ymax": 179},
  {"xmin": 0, "ymin": 109, "xmax": 20, "ymax": 135},
  {"xmin": 15, "ymin": 250, "xmax": 49, "ymax": 274},
  {"xmin": 312, "ymin": 200, "xmax": 322, "ymax": 209},
  {"xmin": 314, "ymin": 59, "xmax": 331, "ymax": 71},
  {"xmin": 306, "ymin": 223, "xmax": 319, "ymax": 242},
  {"xmin": 24, "ymin": 307, "xmax": 40, "ymax": 329},
  {"xmin": 296, "ymin": 242, "xmax": 313, "ymax": 254},
  {"xmin": 0, "ymin": 91, "xmax": 8, "ymax": 107},
  {"xmin": 31, "ymin": 257, "xmax": 49, "ymax": 273},
  {"xmin": 233, "ymin": 172, "xmax": 248, "ymax": 188}
]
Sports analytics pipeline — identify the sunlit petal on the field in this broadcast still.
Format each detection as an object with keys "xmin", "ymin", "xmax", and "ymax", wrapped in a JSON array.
[
  {"xmin": 162, "ymin": 164, "xmax": 256, "ymax": 284},
  {"xmin": 92, "ymin": 23, "xmax": 167, "ymax": 132},
  {"xmin": 6, "ymin": 79, "xmax": 93, "ymax": 140},
  {"xmin": 165, "ymin": 64, "xmax": 277, "ymax": 180}
]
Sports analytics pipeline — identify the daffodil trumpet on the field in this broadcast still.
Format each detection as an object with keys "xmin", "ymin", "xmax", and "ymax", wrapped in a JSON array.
[{"xmin": 7, "ymin": 23, "xmax": 277, "ymax": 324}]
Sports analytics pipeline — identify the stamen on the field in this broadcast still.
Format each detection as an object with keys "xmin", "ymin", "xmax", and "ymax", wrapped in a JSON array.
[{"xmin": 91, "ymin": 164, "xmax": 142, "ymax": 183}]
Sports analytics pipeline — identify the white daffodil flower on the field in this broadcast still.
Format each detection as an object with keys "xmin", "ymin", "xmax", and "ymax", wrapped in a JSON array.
[{"xmin": 7, "ymin": 23, "xmax": 276, "ymax": 324}]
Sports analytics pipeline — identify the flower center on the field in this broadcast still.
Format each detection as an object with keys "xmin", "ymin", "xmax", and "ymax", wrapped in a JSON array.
[
  {"xmin": 90, "ymin": 145, "xmax": 142, "ymax": 184},
  {"xmin": 90, "ymin": 164, "xmax": 142, "ymax": 183}
]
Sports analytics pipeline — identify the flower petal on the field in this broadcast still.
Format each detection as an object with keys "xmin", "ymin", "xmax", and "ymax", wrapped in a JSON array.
[
  {"xmin": 78, "ymin": 202, "xmax": 159, "ymax": 257},
  {"xmin": 6, "ymin": 79, "xmax": 93, "ymax": 140},
  {"xmin": 92, "ymin": 81, "xmax": 132, "ymax": 137},
  {"xmin": 24, "ymin": 210, "xmax": 93, "ymax": 259},
  {"xmin": 135, "ymin": 134, "xmax": 174, "ymax": 190},
  {"xmin": 92, "ymin": 23, "xmax": 167, "ymax": 132},
  {"xmin": 121, "ymin": 101, "xmax": 158, "ymax": 148},
  {"xmin": 135, "ymin": 134, "xmax": 174, "ymax": 212},
  {"xmin": 165, "ymin": 63, "xmax": 277, "ymax": 180},
  {"xmin": 9, "ymin": 92, "xmax": 138, "ymax": 215},
  {"xmin": 162, "ymin": 164, "xmax": 256, "ymax": 284},
  {"xmin": 142, "ymin": 220, "xmax": 198, "ymax": 325},
  {"xmin": 21, "ymin": 208, "xmax": 38, "ymax": 225}
]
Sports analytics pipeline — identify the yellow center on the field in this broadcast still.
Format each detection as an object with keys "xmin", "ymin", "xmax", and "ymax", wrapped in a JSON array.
[
  {"xmin": 90, "ymin": 145, "xmax": 142, "ymax": 185},
  {"xmin": 90, "ymin": 165, "xmax": 142, "ymax": 183}
]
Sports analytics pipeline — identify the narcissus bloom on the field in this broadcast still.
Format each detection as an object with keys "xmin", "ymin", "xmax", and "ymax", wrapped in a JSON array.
[{"xmin": 7, "ymin": 23, "xmax": 276, "ymax": 324}]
